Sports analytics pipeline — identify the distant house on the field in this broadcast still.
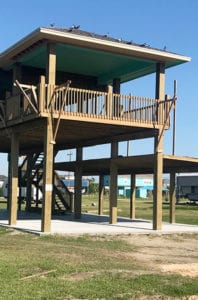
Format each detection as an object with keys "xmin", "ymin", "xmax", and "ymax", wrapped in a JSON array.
[
  {"xmin": 104, "ymin": 175, "xmax": 153, "ymax": 198},
  {"xmin": 0, "ymin": 175, "xmax": 7, "ymax": 188},
  {"xmin": 177, "ymin": 174, "xmax": 198, "ymax": 202},
  {"xmin": 104, "ymin": 174, "xmax": 169, "ymax": 198},
  {"xmin": 62, "ymin": 177, "xmax": 89, "ymax": 193}
]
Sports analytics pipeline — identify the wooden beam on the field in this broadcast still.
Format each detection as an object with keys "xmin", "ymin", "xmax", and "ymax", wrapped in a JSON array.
[
  {"xmin": 169, "ymin": 172, "xmax": 176, "ymax": 223},
  {"xmin": 153, "ymin": 62, "xmax": 165, "ymax": 230},
  {"xmin": 9, "ymin": 118, "xmax": 46, "ymax": 134},
  {"xmin": 113, "ymin": 78, "xmax": 120, "ymax": 94},
  {"xmin": 41, "ymin": 118, "xmax": 54, "ymax": 232},
  {"xmin": 109, "ymin": 162, "xmax": 117, "ymax": 224},
  {"xmin": 74, "ymin": 147, "xmax": 83, "ymax": 219},
  {"xmin": 46, "ymin": 43, "xmax": 56, "ymax": 110},
  {"xmin": 7, "ymin": 154, "xmax": 11, "ymax": 210},
  {"xmin": 52, "ymin": 81, "xmax": 71, "ymax": 143},
  {"xmin": 26, "ymin": 154, "xmax": 33, "ymax": 211},
  {"xmin": 55, "ymin": 129, "xmax": 155, "ymax": 151},
  {"xmin": 8, "ymin": 132, "xmax": 19, "ymax": 225},
  {"xmin": 155, "ymin": 62, "xmax": 165, "ymax": 100},
  {"xmin": 109, "ymin": 141, "xmax": 118, "ymax": 224},
  {"xmin": 14, "ymin": 80, "xmax": 38, "ymax": 113},
  {"xmin": 111, "ymin": 141, "xmax": 118, "ymax": 158},
  {"xmin": 155, "ymin": 62, "xmax": 165, "ymax": 125},
  {"xmin": 46, "ymin": 43, "xmax": 56, "ymax": 85},
  {"xmin": 153, "ymin": 128, "xmax": 163, "ymax": 230},
  {"xmin": 130, "ymin": 173, "xmax": 136, "ymax": 219},
  {"xmin": 98, "ymin": 174, "xmax": 104, "ymax": 215},
  {"xmin": 12, "ymin": 63, "xmax": 21, "ymax": 95},
  {"xmin": 106, "ymin": 85, "xmax": 113, "ymax": 118},
  {"xmin": 54, "ymin": 154, "xmax": 198, "ymax": 176},
  {"xmin": 38, "ymin": 76, "xmax": 46, "ymax": 113}
]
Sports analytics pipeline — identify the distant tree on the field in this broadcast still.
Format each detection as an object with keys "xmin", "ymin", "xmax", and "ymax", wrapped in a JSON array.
[{"xmin": 88, "ymin": 182, "xmax": 99, "ymax": 194}]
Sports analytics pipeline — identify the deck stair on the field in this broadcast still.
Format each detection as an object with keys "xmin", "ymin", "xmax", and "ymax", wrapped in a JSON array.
[
  {"xmin": 54, "ymin": 171, "xmax": 72, "ymax": 211},
  {"xmin": 20, "ymin": 152, "xmax": 72, "ymax": 212}
]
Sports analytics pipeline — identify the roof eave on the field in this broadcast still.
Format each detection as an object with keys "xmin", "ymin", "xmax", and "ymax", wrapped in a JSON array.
[
  {"xmin": 39, "ymin": 27, "xmax": 191, "ymax": 64},
  {"xmin": 0, "ymin": 27, "xmax": 42, "ymax": 68},
  {"xmin": 0, "ymin": 27, "xmax": 191, "ymax": 69}
]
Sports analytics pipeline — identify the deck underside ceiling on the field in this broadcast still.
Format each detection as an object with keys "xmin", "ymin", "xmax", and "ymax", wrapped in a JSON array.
[
  {"xmin": 55, "ymin": 154, "xmax": 198, "ymax": 175},
  {"xmin": 0, "ymin": 118, "xmax": 155, "ymax": 154}
]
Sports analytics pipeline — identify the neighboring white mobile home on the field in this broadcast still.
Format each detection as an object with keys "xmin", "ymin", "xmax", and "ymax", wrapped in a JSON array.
[{"xmin": 2, "ymin": 179, "xmax": 42, "ymax": 201}]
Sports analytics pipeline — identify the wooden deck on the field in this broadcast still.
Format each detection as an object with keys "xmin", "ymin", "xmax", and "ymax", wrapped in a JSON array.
[
  {"xmin": 0, "ymin": 80, "xmax": 173, "ymax": 154},
  {"xmin": 55, "ymin": 154, "xmax": 198, "ymax": 175},
  {"xmin": 0, "ymin": 81, "xmax": 172, "ymax": 130}
]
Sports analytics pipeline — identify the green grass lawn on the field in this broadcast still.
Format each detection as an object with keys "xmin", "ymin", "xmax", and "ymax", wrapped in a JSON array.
[
  {"xmin": 1, "ymin": 194, "xmax": 197, "ymax": 225},
  {"xmin": 82, "ymin": 194, "xmax": 198, "ymax": 225},
  {"xmin": 0, "ymin": 196, "xmax": 198, "ymax": 299},
  {"xmin": 0, "ymin": 228, "xmax": 198, "ymax": 300}
]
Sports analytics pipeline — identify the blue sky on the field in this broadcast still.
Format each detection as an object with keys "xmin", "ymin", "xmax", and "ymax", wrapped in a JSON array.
[{"xmin": 0, "ymin": 0, "xmax": 197, "ymax": 175}]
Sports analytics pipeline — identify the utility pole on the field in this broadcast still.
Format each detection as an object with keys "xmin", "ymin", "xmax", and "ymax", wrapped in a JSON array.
[
  {"xmin": 127, "ymin": 140, "xmax": 130, "ymax": 156},
  {"xmin": 67, "ymin": 151, "xmax": 73, "ymax": 182},
  {"xmin": 172, "ymin": 80, "xmax": 177, "ymax": 155},
  {"xmin": 67, "ymin": 151, "xmax": 73, "ymax": 162}
]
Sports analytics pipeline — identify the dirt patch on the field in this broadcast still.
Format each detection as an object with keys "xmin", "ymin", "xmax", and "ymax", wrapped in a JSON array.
[
  {"xmin": 61, "ymin": 271, "xmax": 96, "ymax": 281},
  {"xmin": 160, "ymin": 263, "xmax": 198, "ymax": 278},
  {"xmin": 137, "ymin": 296, "xmax": 198, "ymax": 300},
  {"xmin": 122, "ymin": 233, "xmax": 198, "ymax": 278}
]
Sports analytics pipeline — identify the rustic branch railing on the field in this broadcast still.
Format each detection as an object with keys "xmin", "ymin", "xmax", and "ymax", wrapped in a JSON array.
[{"xmin": 5, "ymin": 82, "xmax": 38, "ymax": 121}]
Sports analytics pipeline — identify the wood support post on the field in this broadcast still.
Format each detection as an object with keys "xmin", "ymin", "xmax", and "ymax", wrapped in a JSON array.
[
  {"xmin": 52, "ymin": 171, "xmax": 56, "ymax": 214},
  {"xmin": 156, "ymin": 62, "xmax": 165, "ymax": 123},
  {"xmin": 98, "ymin": 174, "xmax": 104, "ymax": 215},
  {"xmin": 106, "ymin": 85, "xmax": 112, "ymax": 118},
  {"xmin": 7, "ymin": 154, "xmax": 11, "ymax": 210},
  {"xmin": 41, "ymin": 42, "xmax": 56, "ymax": 232},
  {"xmin": 38, "ymin": 75, "xmax": 46, "ymax": 113},
  {"xmin": 111, "ymin": 141, "xmax": 118, "ymax": 158},
  {"xmin": 109, "ymin": 141, "xmax": 118, "ymax": 224},
  {"xmin": 12, "ymin": 63, "xmax": 21, "ymax": 95},
  {"xmin": 12, "ymin": 63, "xmax": 22, "ymax": 119},
  {"xmin": 113, "ymin": 78, "xmax": 120, "ymax": 94},
  {"xmin": 46, "ymin": 43, "xmax": 56, "ymax": 85},
  {"xmin": 155, "ymin": 63, "xmax": 165, "ymax": 99},
  {"xmin": 26, "ymin": 154, "xmax": 32, "ymax": 211},
  {"xmin": 8, "ymin": 132, "xmax": 19, "ymax": 225},
  {"xmin": 153, "ymin": 62, "xmax": 165, "ymax": 230},
  {"xmin": 46, "ymin": 43, "xmax": 56, "ymax": 108},
  {"xmin": 18, "ymin": 167, "xmax": 22, "ymax": 211},
  {"xmin": 41, "ymin": 118, "xmax": 54, "ymax": 232},
  {"xmin": 130, "ymin": 173, "xmax": 136, "ymax": 219},
  {"xmin": 74, "ymin": 147, "xmax": 83, "ymax": 219},
  {"xmin": 109, "ymin": 162, "xmax": 117, "ymax": 224},
  {"xmin": 169, "ymin": 172, "xmax": 176, "ymax": 223},
  {"xmin": 153, "ymin": 128, "xmax": 163, "ymax": 230}
]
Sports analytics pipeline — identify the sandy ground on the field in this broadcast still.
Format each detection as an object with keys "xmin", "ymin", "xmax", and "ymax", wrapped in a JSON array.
[{"xmin": 123, "ymin": 233, "xmax": 198, "ymax": 278}]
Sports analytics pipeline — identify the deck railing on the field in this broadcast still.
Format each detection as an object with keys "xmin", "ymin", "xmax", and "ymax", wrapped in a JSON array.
[
  {"xmin": 2, "ymin": 82, "xmax": 171, "ymax": 128},
  {"xmin": 45, "ymin": 86, "xmax": 171, "ymax": 126}
]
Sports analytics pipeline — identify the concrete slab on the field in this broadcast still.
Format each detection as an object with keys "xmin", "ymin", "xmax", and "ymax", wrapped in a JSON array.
[{"xmin": 0, "ymin": 209, "xmax": 198, "ymax": 235}]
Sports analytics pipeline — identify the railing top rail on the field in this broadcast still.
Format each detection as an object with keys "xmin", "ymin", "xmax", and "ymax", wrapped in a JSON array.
[
  {"xmin": 51, "ymin": 85, "xmax": 108, "ymax": 95},
  {"xmin": 13, "ymin": 82, "xmax": 37, "ymax": 90},
  {"xmin": 113, "ymin": 93, "xmax": 158, "ymax": 102},
  {"xmin": 50, "ymin": 84, "xmax": 171, "ymax": 103}
]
